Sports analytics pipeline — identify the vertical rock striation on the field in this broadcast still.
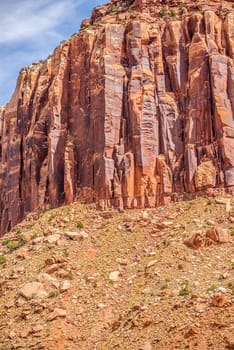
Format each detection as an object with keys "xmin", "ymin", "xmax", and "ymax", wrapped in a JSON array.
[{"xmin": 0, "ymin": 0, "xmax": 234, "ymax": 233}]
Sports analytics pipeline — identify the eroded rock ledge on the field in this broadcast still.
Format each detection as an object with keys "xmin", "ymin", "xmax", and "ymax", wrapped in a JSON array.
[{"xmin": 0, "ymin": 0, "xmax": 234, "ymax": 233}]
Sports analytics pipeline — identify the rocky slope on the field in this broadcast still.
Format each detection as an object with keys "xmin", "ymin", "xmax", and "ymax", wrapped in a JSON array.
[
  {"xmin": 0, "ymin": 196, "xmax": 233, "ymax": 349},
  {"xmin": 0, "ymin": 0, "xmax": 234, "ymax": 233}
]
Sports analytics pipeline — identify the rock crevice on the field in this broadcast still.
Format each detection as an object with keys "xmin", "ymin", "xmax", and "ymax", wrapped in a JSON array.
[{"xmin": 0, "ymin": 1, "xmax": 234, "ymax": 233}]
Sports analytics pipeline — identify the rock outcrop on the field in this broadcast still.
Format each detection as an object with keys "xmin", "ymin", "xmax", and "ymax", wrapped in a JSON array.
[{"xmin": 0, "ymin": 0, "xmax": 234, "ymax": 233}]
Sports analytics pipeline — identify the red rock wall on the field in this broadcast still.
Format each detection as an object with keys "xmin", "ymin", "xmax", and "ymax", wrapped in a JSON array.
[{"xmin": 0, "ymin": 5, "xmax": 234, "ymax": 233}]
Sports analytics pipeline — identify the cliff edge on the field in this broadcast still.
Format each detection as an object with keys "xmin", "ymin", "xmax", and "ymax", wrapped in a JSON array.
[{"xmin": 0, "ymin": 0, "xmax": 234, "ymax": 233}]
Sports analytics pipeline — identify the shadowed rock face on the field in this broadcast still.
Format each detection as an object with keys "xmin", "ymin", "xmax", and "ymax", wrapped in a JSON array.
[{"xmin": 0, "ymin": 0, "xmax": 234, "ymax": 233}]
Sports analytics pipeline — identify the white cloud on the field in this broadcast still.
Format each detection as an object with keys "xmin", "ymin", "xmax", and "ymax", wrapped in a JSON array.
[
  {"xmin": 0, "ymin": 0, "xmax": 106, "ymax": 104},
  {"xmin": 0, "ymin": 0, "xmax": 76, "ymax": 44}
]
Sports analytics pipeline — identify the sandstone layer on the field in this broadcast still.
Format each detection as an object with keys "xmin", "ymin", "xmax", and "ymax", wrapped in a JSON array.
[{"xmin": 0, "ymin": 0, "xmax": 234, "ymax": 233}]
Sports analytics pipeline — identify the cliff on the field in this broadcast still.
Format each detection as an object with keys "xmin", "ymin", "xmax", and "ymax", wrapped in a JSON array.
[{"xmin": 0, "ymin": 0, "xmax": 234, "ymax": 233}]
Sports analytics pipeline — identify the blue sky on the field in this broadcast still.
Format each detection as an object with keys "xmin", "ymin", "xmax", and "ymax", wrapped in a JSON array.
[{"xmin": 0, "ymin": 0, "xmax": 106, "ymax": 105}]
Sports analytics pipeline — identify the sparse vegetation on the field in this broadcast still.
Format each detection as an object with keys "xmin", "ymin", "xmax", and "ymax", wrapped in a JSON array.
[
  {"xmin": 163, "ymin": 239, "xmax": 170, "ymax": 247},
  {"xmin": 63, "ymin": 249, "xmax": 69, "ymax": 257},
  {"xmin": 96, "ymin": 20, "xmax": 107, "ymax": 26},
  {"xmin": 0, "ymin": 0, "xmax": 233, "ymax": 344},
  {"xmin": 178, "ymin": 263, "xmax": 184, "ymax": 270},
  {"xmin": 159, "ymin": 7, "xmax": 168, "ymax": 17},
  {"xmin": 160, "ymin": 284, "xmax": 168, "ymax": 290},
  {"xmin": 0, "ymin": 197, "xmax": 232, "ymax": 349},
  {"xmin": 48, "ymin": 215, "xmax": 54, "ymax": 222},
  {"xmin": 77, "ymin": 220, "xmax": 84, "ymax": 228},
  {"xmin": 2, "ymin": 235, "xmax": 27, "ymax": 252},
  {"xmin": 179, "ymin": 3, "xmax": 187, "ymax": 8},
  {"xmin": 2, "ymin": 238, "xmax": 10, "ymax": 246},
  {"xmin": 16, "ymin": 228, "xmax": 22, "ymax": 235},
  {"xmin": 219, "ymin": 6, "xmax": 228, "ymax": 13},
  {"xmin": 48, "ymin": 289, "xmax": 60, "ymax": 298},
  {"xmin": 110, "ymin": 5, "xmax": 119, "ymax": 14},
  {"xmin": 170, "ymin": 9, "xmax": 177, "ymax": 18},
  {"xmin": 230, "ymin": 227, "xmax": 234, "ymax": 237},
  {"xmin": 179, "ymin": 280, "xmax": 190, "ymax": 296},
  {"xmin": 1, "ymin": 346, "xmax": 9, "ymax": 350},
  {"xmin": 81, "ymin": 24, "xmax": 92, "ymax": 30},
  {"xmin": 0, "ymin": 255, "xmax": 6, "ymax": 265},
  {"xmin": 207, "ymin": 284, "xmax": 217, "ymax": 293}
]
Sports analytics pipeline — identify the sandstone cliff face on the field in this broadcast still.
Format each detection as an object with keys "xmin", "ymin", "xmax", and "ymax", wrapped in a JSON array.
[{"xmin": 0, "ymin": 0, "xmax": 234, "ymax": 233}]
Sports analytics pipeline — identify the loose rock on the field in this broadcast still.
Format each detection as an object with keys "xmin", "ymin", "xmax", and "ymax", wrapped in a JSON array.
[
  {"xmin": 44, "ymin": 234, "xmax": 60, "ymax": 244},
  {"xmin": 19, "ymin": 282, "xmax": 48, "ymax": 299},
  {"xmin": 48, "ymin": 308, "xmax": 67, "ymax": 321},
  {"xmin": 109, "ymin": 271, "xmax": 120, "ymax": 282},
  {"xmin": 211, "ymin": 293, "xmax": 228, "ymax": 307},
  {"xmin": 60, "ymin": 280, "xmax": 71, "ymax": 292}
]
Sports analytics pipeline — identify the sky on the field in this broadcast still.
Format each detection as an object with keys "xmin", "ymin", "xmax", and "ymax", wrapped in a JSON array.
[{"xmin": 0, "ymin": 0, "xmax": 106, "ymax": 105}]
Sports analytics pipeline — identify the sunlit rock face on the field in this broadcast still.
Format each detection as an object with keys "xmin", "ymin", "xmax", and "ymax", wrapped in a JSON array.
[{"xmin": 0, "ymin": 0, "xmax": 234, "ymax": 233}]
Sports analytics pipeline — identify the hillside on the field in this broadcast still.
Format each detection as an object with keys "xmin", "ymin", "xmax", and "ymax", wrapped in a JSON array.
[
  {"xmin": 0, "ymin": 196, "xmax": 233, "ymax": 349},
  {"xmin": 1, "ymin": 1, "xmax": 234, "ymax": 347}
]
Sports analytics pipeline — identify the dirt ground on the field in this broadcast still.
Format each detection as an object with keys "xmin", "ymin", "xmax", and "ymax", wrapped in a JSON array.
[{"xmin": 0, "ymin": 196, "xmax": 233, "ymax": 350}]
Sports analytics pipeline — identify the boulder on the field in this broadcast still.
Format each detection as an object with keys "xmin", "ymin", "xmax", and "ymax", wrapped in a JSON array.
[{"xmin": 19, "ymin": 282, "xmax": 48, "ymax": 299}]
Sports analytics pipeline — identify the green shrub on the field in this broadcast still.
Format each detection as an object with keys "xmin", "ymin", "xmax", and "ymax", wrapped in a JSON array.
[
  {"xmin": 63, "ymin": 250, "xmax": 69, "ymax": 257},
  {"xmin": 170, "ymin": 9, "xmax": 177, "ymax": 18},
  {"xmin": 163, "ymin": 239, "xmax": 170, "ymax": 247},
  {"xmin": 0, "ymin": 255, "xmax": 6, "ymax": 265},
  {"xmin": 16, "ymin": 228, "xmax": 22, "ymax": 234},
  {"xmin": 160, "ymin": 284, "xmax": 168, "ymax": 290},
  {"xmin": 76, "ymin": 220, "xmax": 84, "ymax": 229},
  {"xmin": 178, "ymin": 263, "xmax": 184, "ymax": 270},
  {"xmin": 48, "ymin": 289, "xmax": 60, "ymax": 298},
  {"xmin": 96, "ymin": 20, "xmax": 107, "ymax": 26},
  {"xmin": 81, "ymin": 24, "xmax": 92, "ymax": 30},
  {"xmin": 111, "ymin": 5, "xmax": 119, "ymax": 13},
  {"xmin": 2, "ymin": 238, "xmax": 10, "ymax": 246},
  {"xmin": 230, "ymin": 227, "xmax": 234, "ymax": 237},
  {"xmin": 207, "ymin": 284, "xmax": 217, "ymax": 293},
  {"xmin": 48, "ymin": 215, "xmax": 54, "ymax": 222},
  {"xmin": 3, "ymin": 236, "xmax": 27, "ymax": 252},
  {"xmin": 159, "ymin": 7, "xmax": 168, "ymax": 17},
  {"xmin": 179, "ymin": 3, "xmax": 187, "ymax": 8},
  {"xmin": 179, "ymin": 280, "xmax": 190, "ymax": 296}
]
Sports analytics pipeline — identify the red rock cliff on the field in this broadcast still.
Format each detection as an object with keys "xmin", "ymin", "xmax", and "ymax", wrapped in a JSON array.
[{"xmin": 0, "ymin": 0, "xmax": 234, "ymax": 233}]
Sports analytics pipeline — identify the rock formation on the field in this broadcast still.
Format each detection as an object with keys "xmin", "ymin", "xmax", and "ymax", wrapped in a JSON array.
[{"xmin": 0, "ymin": 0, "xmax": 234, "ymax": 233}]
